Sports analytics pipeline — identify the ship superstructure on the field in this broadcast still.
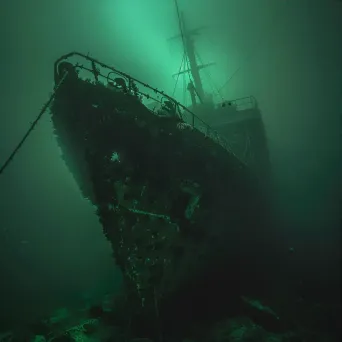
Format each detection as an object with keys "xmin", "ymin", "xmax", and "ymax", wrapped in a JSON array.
[{"xmin": 169, "ymin": 1, "xmax": 270, "ymax": 175}]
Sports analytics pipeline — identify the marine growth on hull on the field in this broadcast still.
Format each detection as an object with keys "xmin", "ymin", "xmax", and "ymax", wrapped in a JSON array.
[{"xmin": 50, "ymin": 53, "xmax": 278, "ymax": 339}]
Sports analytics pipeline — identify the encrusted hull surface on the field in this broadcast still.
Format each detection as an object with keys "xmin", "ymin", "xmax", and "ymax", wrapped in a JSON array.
[{"xmin": 50, "ymin": 55, "xmax": 278, "ymax": 336}]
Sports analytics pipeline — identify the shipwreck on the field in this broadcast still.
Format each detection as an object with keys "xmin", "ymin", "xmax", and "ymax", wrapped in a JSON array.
[{"xmin": 47, "ymin": 49, "xmax": 280, "ymax": 339}]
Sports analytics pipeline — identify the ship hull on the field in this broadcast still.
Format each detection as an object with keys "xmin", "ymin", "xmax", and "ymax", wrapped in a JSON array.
[{"xmin": 50, "ymin": 56, "xmax": 279, "ymax": 337}]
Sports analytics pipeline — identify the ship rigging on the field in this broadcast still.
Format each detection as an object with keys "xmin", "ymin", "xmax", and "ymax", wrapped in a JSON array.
[{"xmin": 169, "ymin": 0, "xmax": 270, "ymax": 174}]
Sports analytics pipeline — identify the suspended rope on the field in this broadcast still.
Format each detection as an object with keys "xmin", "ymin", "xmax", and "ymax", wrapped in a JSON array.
[
  {"xmin": 218, "ymin": 2, "xmax": 289, "ymax": 93},
  {"xmin": 0, "ymin": 71, "xmax": 68, "ymax": 176}
]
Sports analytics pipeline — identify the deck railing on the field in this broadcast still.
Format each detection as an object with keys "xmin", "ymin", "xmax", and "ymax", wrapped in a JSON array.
[{"xmin": 54, "ymin": 52, "xmax": 245, "ymax": 165}]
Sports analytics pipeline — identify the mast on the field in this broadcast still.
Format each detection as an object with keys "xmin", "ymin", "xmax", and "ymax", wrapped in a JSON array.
[
  {"xmin": 180, "ymin": 13, "xmax": 205, "ymax": 103},
  {"xmin": 170, "ymin": 0, "xmax": 214, "ymax": 106}
]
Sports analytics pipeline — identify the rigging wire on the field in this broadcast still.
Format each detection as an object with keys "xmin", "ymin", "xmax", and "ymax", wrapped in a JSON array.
[
  {"xmin": 174, "ymin": 0, "xmax": 186, "ymax": 59},
  {"xmin": 218, "ymin": 2, "xmax": 289, "ymax": 93},
  {"xmin": 172, "ymin": 52, "xmax": 186, "ymax": 97},
  {"xmin": 172, "ymin": 0, "xmax": 193, "ymax": 104},
  {"xmin": 0, "ymin": 71, "xmax": 68, "ymax": 176},
  {"xmin": 195, "ymin": 51, "xmax": 224, "ymax": 102},
  {"xmin": 174, "ymin": 0, "xmax": 192, "ymax": 79},
  {"xmin": 183, "ymin": 72, "xmax": 187, "ymax": 106}
]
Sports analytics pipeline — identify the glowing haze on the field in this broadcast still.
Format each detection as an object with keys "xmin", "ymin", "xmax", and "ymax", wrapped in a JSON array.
[{"xmin": 0, "ymin": 0, "xmax": 340, "ymax": 329}]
